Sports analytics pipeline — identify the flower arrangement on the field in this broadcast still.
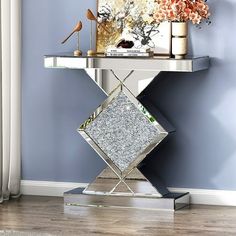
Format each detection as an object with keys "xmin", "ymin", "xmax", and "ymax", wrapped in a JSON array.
[{"xmin": 154, "ymin": 0, "xmax": 211, "ymax": 25}]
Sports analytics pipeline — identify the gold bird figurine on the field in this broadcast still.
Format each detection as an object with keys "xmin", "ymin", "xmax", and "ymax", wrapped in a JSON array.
[
  {"xmin": 86, "ymin": 9, "xmax": 110, "ymax": 56},
  {"xmin": 86, "ymin": 10, "xmax": 96, "ymax": 56},
  {"xmin": 87, "ymin": 9, "xmax": 97, "ymax": 21},
  {"xmin": 87, "ymin": 9, "xmax": 109, "ymax": 33},
  {"xmin": 61, "ymin": 21, "xmax": 83, "ymax": 44},
  {"xmin": 61, "ymin": 21, "xmax": 83, "ymax": 56}
]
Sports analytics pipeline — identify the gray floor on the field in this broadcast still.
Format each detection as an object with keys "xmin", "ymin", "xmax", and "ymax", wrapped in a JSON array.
[{"xmin": 0, "ymin": 196, "xmax": 236, "ymax": 236}]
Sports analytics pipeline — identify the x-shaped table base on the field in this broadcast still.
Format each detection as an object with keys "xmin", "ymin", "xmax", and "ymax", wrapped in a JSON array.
[{"xmin": 79, "ymin": 69, "xmax": 171, "ymax": 198}]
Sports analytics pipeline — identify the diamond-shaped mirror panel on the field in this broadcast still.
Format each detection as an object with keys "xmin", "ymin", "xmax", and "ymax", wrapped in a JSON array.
[{"xmin": 84, "ymin": 91, "xmax": 164, "ymax": 172}]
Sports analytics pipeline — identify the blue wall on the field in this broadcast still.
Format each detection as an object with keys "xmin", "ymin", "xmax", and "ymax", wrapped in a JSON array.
[
  {"xmin": 22, "ymin": 0, "xmax": 106, "ymax": 183},
  {"xmin": 22, "ymin": 0, "xmax": 236, "ymax": 190}
]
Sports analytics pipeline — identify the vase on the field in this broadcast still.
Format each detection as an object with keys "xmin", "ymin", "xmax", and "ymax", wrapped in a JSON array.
[{"xmin": 171, "ymin": 22, "xmax": 188, "ymax": 59}]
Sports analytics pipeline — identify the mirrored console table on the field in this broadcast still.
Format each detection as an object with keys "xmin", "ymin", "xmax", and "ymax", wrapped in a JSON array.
[{"xmin": 44, "ymin": 53, "xmax": 210, "ymax": 211}]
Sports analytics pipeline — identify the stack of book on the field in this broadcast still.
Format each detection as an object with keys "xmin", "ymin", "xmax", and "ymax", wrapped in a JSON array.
[{"xmin": 105, "ymin": 48, "xmax": 153, "ymax": 57}]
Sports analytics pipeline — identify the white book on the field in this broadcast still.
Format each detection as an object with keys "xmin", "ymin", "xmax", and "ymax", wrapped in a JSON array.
[
  {"xmin": 106, "ymin": 52, "xmax": 151, "ymax": 57},
  {"xmin": 106, "ymin": 48, "xmax": 151, "ymax": 53}
]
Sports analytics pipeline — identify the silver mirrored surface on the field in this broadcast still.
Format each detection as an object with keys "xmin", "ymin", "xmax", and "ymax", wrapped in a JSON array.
[
  {"xmin": 81, "ymin": 87, "xmax": 167, "ymax": 173},
  {"xmin": 45, "ymin": 53, "xmax": 197, "ymax": 207},
  {"xmin": 103, "ymin": 70, "xmax": 160, "ymax": 97},
  {"xmin": 44, "ymin": 54, "xmax": 210, "ymax": 72}
]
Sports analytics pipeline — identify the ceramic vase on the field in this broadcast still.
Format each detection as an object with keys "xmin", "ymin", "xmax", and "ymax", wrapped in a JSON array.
[{"xmin": 172, "ymin": 22, "xmax": 188, "ymax": 59}]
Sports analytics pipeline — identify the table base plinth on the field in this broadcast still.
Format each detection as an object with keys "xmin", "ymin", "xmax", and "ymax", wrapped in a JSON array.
[{"xmin": 64, "ymin": 188, "xmax": 190, "ymax": 211}]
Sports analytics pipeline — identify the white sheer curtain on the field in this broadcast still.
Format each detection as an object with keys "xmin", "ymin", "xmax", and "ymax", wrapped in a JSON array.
[{"xmin": 0, "ymin": 0, "xmax": 21, "ymax": 203}]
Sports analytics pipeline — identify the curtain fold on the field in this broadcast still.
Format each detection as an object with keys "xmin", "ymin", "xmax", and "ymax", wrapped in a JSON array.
[{"xmin": 0, "ymin": 0, "xmax": 21, "ymax": 203}]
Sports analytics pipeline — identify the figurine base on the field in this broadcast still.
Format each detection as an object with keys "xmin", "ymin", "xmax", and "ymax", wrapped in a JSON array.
[
  {"xmin": 74, "ymin": 50, "xmax": 82, "ymax": 56},
  {"xmin": 87, "ymin": 50, "xmax": 96, "ymax": 56},
  {"xmin": 174, "ymin": 55, "xmax": 186, "ymax": 59},
  {"xmin": 64, "ymin": 188, "xmax": 190, "ymax": 211}
]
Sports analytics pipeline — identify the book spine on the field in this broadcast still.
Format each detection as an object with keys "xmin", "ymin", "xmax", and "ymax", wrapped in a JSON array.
[
  {"xmin": 106, "ymin": 52, "xmax": 151, "ymax": 57},
  {"xmin": 107, "ymin": 49, "xmax": 150, "ymax": 53}
]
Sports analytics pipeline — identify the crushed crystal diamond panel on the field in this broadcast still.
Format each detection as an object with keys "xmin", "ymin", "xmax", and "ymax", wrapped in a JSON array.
[{"xmin": 84, "ymin": 91, "xmax": 161, "ymax": 172}]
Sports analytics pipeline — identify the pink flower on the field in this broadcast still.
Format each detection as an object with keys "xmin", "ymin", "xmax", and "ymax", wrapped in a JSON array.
[{"xmin": 154, "ymin": 0, "xmax": 210, "ymax": 25}]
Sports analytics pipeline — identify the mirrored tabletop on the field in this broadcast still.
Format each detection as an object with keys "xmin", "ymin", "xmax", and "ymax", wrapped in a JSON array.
[{"xmin": 44, "ymin": 52, "xmax": 209, "ymax": 72}]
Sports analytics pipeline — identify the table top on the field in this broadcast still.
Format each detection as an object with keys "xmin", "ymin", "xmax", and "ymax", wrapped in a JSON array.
[{"xmin": 44, "ymin": 52, "xmax": 209, "ymax": 72}]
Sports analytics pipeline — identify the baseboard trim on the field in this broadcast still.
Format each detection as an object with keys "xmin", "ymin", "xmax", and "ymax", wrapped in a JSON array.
[
  {"xmin": 20, "ymin": 180, "xmax": 88, "ymax": 197},
  {"xmin": 169, "ymin": 187, "xmax": 236, "ymax": 206},
  {"xmin": 21, "ymin": 180, "xmax": 236, "ymax": 206}
]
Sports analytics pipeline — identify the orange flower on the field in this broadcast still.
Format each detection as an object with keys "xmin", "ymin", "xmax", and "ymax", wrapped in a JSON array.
[{"xmin": 154, "ymin": 0, "xmax": 210, "ymax": 24}]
